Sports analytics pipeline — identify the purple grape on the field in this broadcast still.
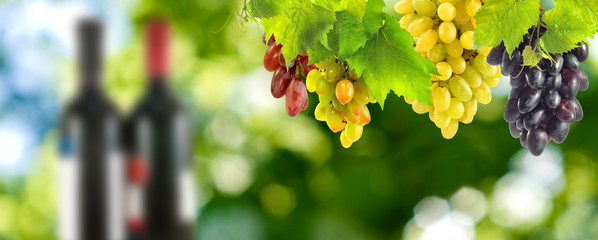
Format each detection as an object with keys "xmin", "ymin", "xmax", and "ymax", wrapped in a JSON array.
[
  {"xmin": 504, "ymin": 98, "xmax": 522, "ymax": 123},
  {"xmin": 570, "ymin": 98, "xmax": 583, "ymax": 121},
  {"xmin": 510, "ymin": 74, "xmax": 526, "ymax": 88},
  {"xmin": 575, "ymin": 68, "xmax": 589, "ymax": 91},
  {"xmin": 543, "ymin": 89, "xmax": 561, "ymax": 109},
  {"xmin": 516, "ymin": 118, "xmax": 524, "ymax": 131},
  {"xmin": 518, "ymin": 88, "xmax": 542, "ymax": 114},
  {"xmin": 509, "ymin": 88, "xmax": 521, "ymax": 100},
  {"xmin": 509, "ymin": 122, "xmax": 521, "ymax": 138},
  {"xmin": 520, "ymin": 130, "xmax": 528, "ymax": 148},
  {"xmin": 547, "ymin": 54, "xmax": 563, "ymax": 75},
  {"xmin": 527, "ymin": 128, "xmax": 550, "ymax": 156},
  {"xmin": 559, "ymin": 70, "xmax": 580, "ymax": 99},
  {"xmin": 548, "ymin": 120, "xmax": 569, "ymax": 144},
  {"xmin": 502, "ymin": 50, "xmax": 522, "ymax": 76},
  {"xmin": 563, "ymin": 53, "xmax": 580, "ymax": 70},
  {"xmin": 487, "ymin": 42, "xmax": 505, "ymax": 66},
  {"xmin": 572, "ymin": 41, "xmax": 589, "ymax": 62},
  {"xmin": 523, "ymin": 107, "xmax": 545, "ymax": 131},
  {"xmin": 544, "ymin": 74, "xmax": 562, "ymax": 91},
  {"xmin": 553, "ymin": 99, "xmax": 576, "ymax": 123},
  {"xmin": 526, "ymin": 67, "xmax": 545, "ymax": 89}
]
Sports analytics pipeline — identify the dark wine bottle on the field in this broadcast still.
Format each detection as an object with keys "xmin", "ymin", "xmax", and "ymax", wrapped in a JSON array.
[
  {"xmin": 58, "ymin": 18, "xmax": 125, "ymax": 240},
  {"xmin": 124, "ymin": 20, "xmax": 195, "ymax": 240}
]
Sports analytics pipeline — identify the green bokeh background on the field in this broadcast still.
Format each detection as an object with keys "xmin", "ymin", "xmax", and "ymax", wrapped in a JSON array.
[{"xmin": 0, "ymin": 0, "xmax": 597, "ymax": 239}]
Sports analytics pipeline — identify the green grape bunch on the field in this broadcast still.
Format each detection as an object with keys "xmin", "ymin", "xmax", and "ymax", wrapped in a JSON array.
[{"xmin": 305, "ymin": 57, "xmax": 374, "ymax": 148}]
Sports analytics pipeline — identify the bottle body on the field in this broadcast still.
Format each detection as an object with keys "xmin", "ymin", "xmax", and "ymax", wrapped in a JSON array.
[{"xmin": 124, "ymin": 80, "xmax": 195, "ymax": 240}]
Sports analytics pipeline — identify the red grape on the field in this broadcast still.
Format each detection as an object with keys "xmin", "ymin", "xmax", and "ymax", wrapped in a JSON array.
[
  {"xmin": 264, "ymin": 44, "xmax": 282, "ymax": 72},
  {"xmin": 271, "ymin": 66, "xmax": 292, "ymax": 98},
  {"xmin": 285, "ymin": 77, "xmax": 308, "ymax": 117}
]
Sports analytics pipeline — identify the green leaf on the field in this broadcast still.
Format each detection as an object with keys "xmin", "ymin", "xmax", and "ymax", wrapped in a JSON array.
[
  {"xmin": 473, "ymin": 0, "xmax": 540, "ymax": 55},
  {"xmin": 361, "ymin": 0, "xmax": 385, "ymax": 35},
  {"xmin": 339, "ymin": 0, "xmax": 367, "ymax": 20},
  {"xmin": 247, "ymin": 0, "xmax": 290, "ymax": 19},
  {"xmin": 262, "ymin": 0, "xmax": 336, "ymax": 63},
  {"xmin": 346, "ymin": 14, "xmax": 438, "ymax": 108},
  {"xmin": 554, "ymin": 0, "xmax": 598, "ymax": 29},
  {"xmin": 522, "ymin": 46, "xmax": 543, "ymax": 67},
  {"xmin": 307, "ymin": 41, "xmax": 335, "ymax": 64},
  {"xmin": 312, "ymin": 0, "xmax": 341, "ymax": 12},
  {"xmin": 539, "ymin": 4, "xmax": 597, "ymax": 53},
  {"xmin": 331, "ymin": 11, "xmax": 369, "ymax": 60}
]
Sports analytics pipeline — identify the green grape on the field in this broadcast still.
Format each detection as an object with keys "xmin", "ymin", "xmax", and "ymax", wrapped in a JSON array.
[
  {"xmin": 306, "ymin": 70, "xmax": 322, "ymax": 93},
  {"xmin": 473, "ymin": 81, "xmax": 491, "ymax": 104},
  {"xmin": 427, "ymin": 44, "xmax": 447, "ymax": 63},
  {"xmin": 461, "ymin": 64, "xmax": 482, "ymax": 88},
  {"xmin": 345, "ymin": 122, "xmax": 363, "ymax": 142},
  {"xmin": 408, "ymin": 16, "xmax": 434, "ymax": 37},
  {"xmin": 413, "ymin": 0, "xmax": 437, "ymax": 17},
  {"xmin": 446, "ymin": 56, "xmax": 466, "ymax": 74},
  {"xmin": 445, "ymin": 39, "xmax": 463, "ymax": 58},
  {"xmin": 438, "ymin": 22, "xmax": 457, "ymax": 43},
  {"xmin": 340, "ymin": 130, "xmax": 353, "ymax": 148},
  {"xmin": 417, "ymin": 29, "xmax": 439, "ymax": 52},
  {"xmin": 316, "ymin": 76, "xmax": 332, "ymax": 95},
  {"xmin": 460, "ymin": 31, "xmax": 474, "ymax": 50},
  {"xmin": 346, "ymin": 100, "xmax": 364, "ymax": 117},
  {"xmin": 436, "ymin": 62, "xmax": 453, "ymax": 80},
  {"xmin": 432, "ymin": 86, "xmax": 451, "ymax": 112},
  {"xmin": 353, "ymin": 82, "xmax": 371, "ymax": 104},
  {"xmin": 314, "ymin": 103, "xmax": 328, "ymax": 121},
  {"xmin": 343, "ymin": 107, "xmax": 361, "ymax": 124},
  {"xmin": 437, "ymin": 2, "xmax": 457, "ymax": 22},
  {"xmin": 325, "ymin": 63, "xmax": 344, "ymax": 82},
  {"xmin": 400, "ymin": 12, "xmax": 418, "ymax": 29},
  {"xmin": 394, "ymin": 0, "xmax": 414, "ymax": 14},
  {"xmin": 446, "ymin": 98, "xmax": 464, "ymax": 119},
  {"xmin": 331, "ymin": 95, "xmax": 346, "ymax": 112},
  {"xmin": 326, "ymin": 108, "xmax": 345, "ymax": 133},
  {"xmin": 484, "ymin": 76, "xmax": 500, "ymax": 88},
  {"xmin": 432, "ymin": 109, "xmax": 451, "ymax": 129},
  {"xmin": 441, "ymin": 119, "xmax": 459, "ymax": 139},
  {"xmin": 449, "ymin": 76, "xmax": 472, "ymax": 102},
  {"xmin": 412, "ymin": 100, "xmax": 433, "ymax": 114},
  {"xmin": 460, "ymin": 98, "xmax": 477, "ymax": 124},
  {"xmin": 454, "ymin": 0, "xmax": 470, "ymax": 25},
  {"xmin": 319, "ymin": 90, "xmax": 334, "ymax": 103},
  {"xmin": 460, "ymin": 21, "xmax": 475, "ymax": 32},
  {"xmin": 465, "ymin": 0, "xmax": 482, "ymax": 17},
  {"xmin": 473, "ymin": 54, "xmax": 497, "ymax": 77}
]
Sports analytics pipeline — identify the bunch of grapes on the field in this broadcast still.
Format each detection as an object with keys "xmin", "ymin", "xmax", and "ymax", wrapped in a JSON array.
[
  {"xmin": 395, "ymin": 0, "xmax": 501, "ymax": 139},
  {"xmin": 489, "ymin": 24, "xmax": 590, "ymax": 156},
  {"xmin": 263, "ymin": 34, "xmax": 316, "ymax": 117},
  {"xmin": 305, "ymin": 58, "xmax": 374, "ymax": 148}
]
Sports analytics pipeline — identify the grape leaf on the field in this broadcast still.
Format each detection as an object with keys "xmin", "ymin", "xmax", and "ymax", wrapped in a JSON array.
[
  {"xmin": 522, "ymin": 46, "xmax": 543, "ymax": 67},
  {"xmin": 247, "ymin": 0, "xmax": 290, "ymax": 19},
  {"xmin": 339, "ymin": 0, "xmax": 367, "ymax": 20},
  {"xmin": 361, "ymin": 0, "xmax": 385, "ymax": 35},
  {"xmin": 307, "ymin": 41, "xmax": 335, "ymax": 65},
  {"xmin": 554, "ymin": 0, "xmax": 598, "ymax": 29},
  {"xmin": 331, "ymin": 11, "xmax": 369, "ymax": 61},
  {"xmin": 539, "ymin": 4, "xmax": 597, "ymax": 53},
  {"xmin": 312, "ymin": 0, "xmax": 341, "ymax": 12},
  {"xmin": 473, "ymin": 0, "xmax": 540, "ymax": 56},
  {"xmin": 346, "ymin": 14, "xmax": 438, "ymax": 108},
  {"xmin": 262, "ymin": 0, "xmax": 335, "ymax": 64}
]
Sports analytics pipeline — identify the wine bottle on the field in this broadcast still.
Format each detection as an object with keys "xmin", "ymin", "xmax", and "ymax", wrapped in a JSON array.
[
  {"xmin": 124, "ymin": 20, "xmax": 195, "ymax": 240},
  {"xmin": 58, "ymin": 18, "xmax": 125, "ymax": 240}
]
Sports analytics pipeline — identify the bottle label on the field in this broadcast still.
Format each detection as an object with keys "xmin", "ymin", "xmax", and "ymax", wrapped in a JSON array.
[
  {"xmin": 59, "ymin": 117, "xmax": 81, "ymax": 240},
  {"xmin": 105, "ymin": 116, "xmax": 125, "ymax": 240},
  {"xmin": 174, "ymin": 112, "xmax": 195, "ymax": 222}
]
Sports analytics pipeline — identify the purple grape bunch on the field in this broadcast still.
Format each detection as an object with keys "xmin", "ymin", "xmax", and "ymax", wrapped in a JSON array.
[{"xmin": 487, "ymin": 25, "xmax": 590, "ymax": 156}]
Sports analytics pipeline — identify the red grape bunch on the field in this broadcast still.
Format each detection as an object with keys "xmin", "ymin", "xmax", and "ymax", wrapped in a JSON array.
[
  {"xmin": 489, "ymin": 23, "xmax": 590, "ymax": 156},
  {"xmin": 263, "ymin": 34, "xmax": 316, "ymax": 117}
]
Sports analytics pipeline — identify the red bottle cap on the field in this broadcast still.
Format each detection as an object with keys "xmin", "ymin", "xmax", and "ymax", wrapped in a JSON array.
[{"xmin": 146, "ymin": 19, "xmax": 170, "ymax": 78}]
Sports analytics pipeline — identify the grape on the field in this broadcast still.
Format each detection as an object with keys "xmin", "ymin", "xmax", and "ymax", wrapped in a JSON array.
[
  {"xmin": 316, "ymin": 76, "xmax": 332, "ymax": 95},
  {"xmin": 271, "ymin": 66, "xmax": 292, "ymax": 98},
  {"xmin": 465, "ymin": 0, "xmax": 481, "ymax": 17},
  {"xmin": 326, "ymin": 108, "xmax": 345, "ymax": 133},
  {"xmin": 436, "ymin": 62, "xmax": 453, "ymax": 80},
  {"xmin": 525, "ymin": 67, "xmax": 544, "ymax": 89},
  {"xmin": 523, "ymin": 107, "xmax": 545, "ymax": 131},
  {"xmin": 518, "ymin": 88, "xmax": 541, "ymax": 114},
  {"xmin": 353, "ymin": 82, "xmax": 371, "ymax": 104},
  {"xmin": 314, "ymin": 103, "xmax": 328, "ymax": 121},
  {"xmin": 446, "ymin": 56, "xmax": 466, "ymax": 74},
  {"xmin": 345, "ymin": 123, "xmax": 363, "ymax": 142},
  {"xmin": 542, "ymin": 89, "xmax": 561, "ymax": 109},
  {"xmin": 400, "ymin": 13, "xmax": 419, "ymax": 29},
  {"xmin": 445, "ymin": 40, "xmax": 463, "ymax": 57},
  {"xmin": 432, "ymin": 86, "xmax": 451, "ymax": 112},
  {"xmin": 454, "ymin": 0, "xmax": 470, "ymax": 25},
  {"xmin": 360, "ymin": 106, "xmax": 371, "ymax": 125},
  {"xmin": 572, "ymin": 41, "xmax": 589, "ymax": 62},
  {"xmin": 473, "ymin": 54, "xmax": 497, "ymax": 77},
  {"xmin": 413, "ymin": 0, "xmax": 437, "ymax": 17},
  {"xmin": 417, "ymin": 29, "xmax": 439, "ymax": 52},
  {"xmin": 285, "ymin": 77, "xmax": 308, "ymax": 117},
  {"xmin": 394, "ymin": 0, "xmax": 414, "ymax": 14},
  {"xmin": 428, "ymin": 44, "xmax": 448, "ymax": 63},
  {"xmin": 447, "ymin": 99, "xmax": 464, "ymax": 119},
  {"xmin": 449, "ymin": 76, "xmax": 472, "ymax": 102},
  {"xmin": 408, "ymin": 16, "xmax": 434, "ymax": 37},
  {"xmin": 527, "ymin": 128, "xmax": 549, "ymax": 156},
  {"xmin": 340, "ymin": 130, "xmax": 353, "ymax": 148},
  {"xmin": 335, "ymin": 80, "xmax": 355, "ymax": 104},
  {"xmin": 326, "ymin": 63, "xmax": 344, "ymax": 82},
  {"xmin": 441, "ymin": 119, "xmax": 459, "ymax": 139},
  {"xmin": 473, "ymin": 82, "xmax": 491, "ymax": 104},
  {"xmin": 462, "ymin": 65, "xmax": 482, "ymax": 88},
  {"xmin": 559, "ymin": 70, "xmax": 579, "ymax": 99},
  {"xmin": 495, "ymin": 21, "xmax": 590, "ymax": 155},
  {"xmin": 306, "ymin": 70, "xmax": 322, "ymax": 93},
  {"xmin": 460, "ymin": 31, "xmax": 474, "ymax": 50},
  {"xmin": 438, "ymin": 22, "xmax": 457, "ymax": 43},
  {"xmin": 413, "ymin": 100, "xmax": 433, "ymax": 114},
  {"xmin": 437, "ymin": 2, "xmax": 457, "ymax": 22},
  {"xmin": 563, "ymin": 53, "xmax": 580, "ymax": 70},
  {"xmin": 487, "ymin": 42, "xmax": 505, "ymax": 66},
  {"xmin": 264, "ymin": 44, "xmax": 283, "ymax": 72}
]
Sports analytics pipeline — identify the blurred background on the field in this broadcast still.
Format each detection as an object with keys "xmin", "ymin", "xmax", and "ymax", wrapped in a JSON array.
[{"xmin": 0, "ymin": 0, "xmax": 597, "ymax": 239}]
